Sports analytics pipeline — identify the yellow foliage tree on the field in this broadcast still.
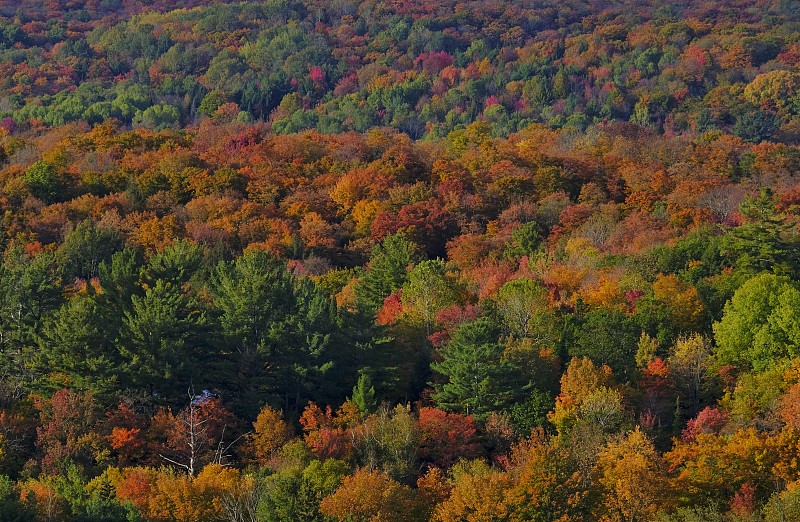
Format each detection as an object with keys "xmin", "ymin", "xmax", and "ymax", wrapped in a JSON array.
[{"xmin": 593, "ymin": 427, "xmax": 670, "ymax": 521}]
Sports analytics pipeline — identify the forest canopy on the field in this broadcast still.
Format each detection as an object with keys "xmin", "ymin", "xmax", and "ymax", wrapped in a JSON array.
[{"xmin": 0, "ymin": 0, "xmax": 799, "ymax": 520}]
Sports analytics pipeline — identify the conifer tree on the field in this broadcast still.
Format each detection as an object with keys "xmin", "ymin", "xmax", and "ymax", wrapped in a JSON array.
[
  {"xmin": 356, "ymin": 234, "xmax": 417, "ymax": 314},
  {"xmin": 721, "ymin": 188, "xmax": 799, "ymax": 275},
  {"xmin": 430, "ymin": 318, "xmax": 515, "ymax": 418},
  {"xmin": 35, "ymin": 294, "xmax": 120, "ymax": 400},
  {"xmin": 118, "ymin": 279, "xmax": 212, "ymax": 401},
  {"xmin": 350, "ymin": 372, "xmax": 377, "ymax": 415}
]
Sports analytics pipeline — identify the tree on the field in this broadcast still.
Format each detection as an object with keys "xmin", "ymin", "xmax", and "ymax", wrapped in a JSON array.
[
  {"xmin": 34, "ymin": 389, "xmax": 99, "ymax": 476},
  {"xmin": 35, "ymin": 295, "xmax": 120, "ymax": 400},
  {"xmin": 258, "ymin": 458, "xmax": 349, "ymax": 522},
  {"xmin": 495, "ymin": 277, "xmax": 557, "ymax": 346},
  {"xmin": 212, "ymin": 251, "xmax": 294, "ymax": 412},
  {"xmin": 578, "ymin": 387, "xmax": 627, "ymax": 434},
  {"xmin": 504, "ymin": 222, "xmax": 541, "ymax": 260},
  {"xmin": 57, "ymin": 220, "xmax": 124, "ymax": 282},
  {"xmin": 23, "ymin": 161, "xmax": 67, "ymax": 204},
  {"xmin": 569, "ymin": 310, "xmax": 641, "ymax": 382},
  {"xmin": 433, "ymin": 460, "xmax": 512, "ymax": 522},
  {"xmin": 593, "ymin": 427, "xmax": 670, "ymax": 521},
  {"xmin": 668, "ymin": 335, "xmax": 714, "ymax": 414},
  {"xmin": 355, "ymin": 405, "xmax": 420, "ymax": 482},
  {"xmin": 549, "ymin": 357, "xmax": 622, "ymax": 437},
  {"xmin": 713, "ymin": 273, "xmax": 800, "ymax": 371},
  {"xmin": 356, "ymin": 234, "xmax": 417, "ymax": 314},
  {"xmin": 502, "ymin": 432, "xmax": 587, "ymax": 522},
  {"xmin": 401, "ymin": 260, "xmax": 459, "ymax": 334},
  {"xmin": 155, "ymin": 393, "xmax": 238, "ymax": 476},
  {"xmin": 417, "ymin": 407, "xmax": 482, "ymax": 469},
  {"xmin": 118, "ymin": 279, "xmax": 212, "ymax": 400},
  {"xmin": 763, "ymin": 487, "xmax": 800, "ymax": 522},
  {"xmin": 651, "ymin": 274, "xmax": 706, "ymax": 334},
  {"xmin": 430, "ymin": 318, "xmax": 516, "ymax": 418},
  {"xmin": 133, "ymin": 103, "xmax": 181, "ymax": 130},
  {"xmin": 0, "ymin": 475, "xmax": 34, "ymax": 521},
  {"xmin": 140, "ymin": 240, "xmax": 202, "ymax": 288},
  {"xmin": 350, "ymin": 373, "xmax": 377, "ymax": 415},
  {"xmin": 733, "ymin": 110, "xmax": 780, "ymax": 143},
  {"xmin": 720, "ymin": 189, "xmax": 799, "ymax": 275},
  {"xmin": 0, "ymin": 252, "xmax": 63, "ymax": 390},
  {"xmin": 249, "ymin": 404, "xmax": 292, "ymax": 465},
  {"xmin": 320, "ymin": 468, "xmax": 422, "ymax": 522},
  {"xmin": 212, "ymin": 251, "xmax": 339, "ymax": 417},
  {"xmin": 97, "ymin": 249, "xmax": 141, "ymax": 328}
]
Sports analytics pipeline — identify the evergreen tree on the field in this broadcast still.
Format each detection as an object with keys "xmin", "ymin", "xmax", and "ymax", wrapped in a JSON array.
[
  {"xmin": 140, "ymin": 239, "xmax": 202, "ymax": 288},
  {"xmin": 279, "ymin": 276, "xmax": 341, "ymax": 414},
  {"xmin": 117, "ymin": 279, "xmax": 212, "ymax": 401},
  {"xmin": 212, "ymin": 251, "xmax": 341, "ymax": 416},
  {"xmin": 356, "ymin": 234, "xmax": 417, "ymax": 314},
  {"xmin": 350, "ymin": 372, "xmax": 378, "ymax": 414},
  {"xmin": 430, "ymin": 318, "xmax": 515, "ymax": 418},
  {"xmin": 212, "ymin": 251, "xmax": 295, "ymax": 414},
  {"xmin": 720, "ymin": 188, "xmax": 799, "ymax": 276},
  {"xmin": 34, "ymin": 294, "xmax": 120, "ymax": 400},
  {"xmin": 96, "ymin": 249, "xmax": 141, "ymax": 333},
  {"xmin": 0, "ymin": 250, "xmax": 62, "ymax": 388}
]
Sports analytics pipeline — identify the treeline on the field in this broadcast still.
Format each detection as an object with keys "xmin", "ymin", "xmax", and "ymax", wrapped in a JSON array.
[{"xmin": 0, "ymin": 0, "xmax": 799, "ymax": 140}]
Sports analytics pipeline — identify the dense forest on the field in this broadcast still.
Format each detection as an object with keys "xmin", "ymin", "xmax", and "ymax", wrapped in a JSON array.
[{"xmin": 0, "ymin": 0, "xmax": 799, "ymax": 520}]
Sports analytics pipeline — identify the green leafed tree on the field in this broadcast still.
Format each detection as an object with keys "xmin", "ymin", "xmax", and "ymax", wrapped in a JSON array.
[
  {"xmin": 495, "ymin": 277, "xmax": 557, "ymax": 346},
  {"xmin": 57, "ymin": 220, "xmax": 123, "ymax": 282},
  {"xmin": 401, "ymin": 259, "xmax": 459, "ymax": 334},
  {"xmin": 568, "ymin": 309, "xmax": 641, "ymax": 382},
  {"xmin": 713, "ymin": 272, "xmax": 800, "ymax": 372},
  {"xmin": 23, "ymin": 161, "xmax": 68, "ymax": 204}
]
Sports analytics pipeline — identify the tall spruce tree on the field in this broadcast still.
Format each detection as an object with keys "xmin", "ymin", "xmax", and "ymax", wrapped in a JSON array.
[
  {"xmin": 0, "ymin": 250, "xmax": 62, "ymax": 390},
  {"xmin": 350, "ymin": 372, "xmax": 378, "ymax": 414},
  {"xmin": 721, "ymin": 188, "xmax": 799, "ymax": 276}
]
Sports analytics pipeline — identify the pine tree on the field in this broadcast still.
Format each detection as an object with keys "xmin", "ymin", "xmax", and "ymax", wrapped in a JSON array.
[
  {"xmin": 430, "ymin": 318, "xmax": 515, "ymax": 418},
  {"xmin": 350, "ymin": 372, "xmax": 377, "ymax": 414},
  {"xmin": 35, "ymin": 293, "xmax": 120, "ymax": 400},
  {"xmin": 356, "ymin": 234, "xmax": 417, "ymax": 314},
  {"xmin": 212, "ymin": 251, "xmax": 341, "ymax": 417},
  {"xmin": 0, "ymin": 250, "xmax": 62, "ymax": 389},
  {"xmin": 140, "ymin": 239, "xmax": 202, "ymax": 288},
  {"xmin": 97, "ymin": 249, "xmax": 141, "ymax": 333},
  {"xmin": 118, "ymin": 279, "xmax": 212, "ymax": 401},
  {"xmin": 721, "ymin": 188, "xmax": 799, "ymax": 275}
]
